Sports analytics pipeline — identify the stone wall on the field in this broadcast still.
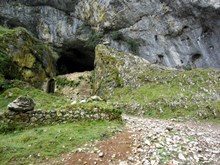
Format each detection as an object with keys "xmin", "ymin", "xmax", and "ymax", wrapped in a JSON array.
[{"xmin": 0, "ymin": 106, "xmax": 122, "ymax": 127}]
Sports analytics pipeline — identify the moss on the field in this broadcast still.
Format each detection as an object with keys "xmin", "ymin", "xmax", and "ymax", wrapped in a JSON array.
[
  {"xmin": 0, "ymin": 26, "xmax": 56, "ymax": 88},
  {"xmin": 56, "ymin": 77, "xmax": 80, "ymax": 88},
  {"xmin": 93, "ymin": 45, "xmax": 124, "ymax": 98},
  {"xmin": 12, "ymin": 53, "xmax": 36, "ymax": 68}
]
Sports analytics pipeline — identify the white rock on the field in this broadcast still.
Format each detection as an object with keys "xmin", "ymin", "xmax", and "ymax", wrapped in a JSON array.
[
  {"xmin": 71, "ymin": 100, "xmax": 77, "ymax": 105},
  {"xmin": 98, "ymin": 152, "xmax": 104, "ymax": 157},
  {"xmin": 178, "ymin": 153, "xmax": 186, "ymax": 161},
  {"xmin": 119, "ymin": 161, "xmax": 128, "ymax": 165}
]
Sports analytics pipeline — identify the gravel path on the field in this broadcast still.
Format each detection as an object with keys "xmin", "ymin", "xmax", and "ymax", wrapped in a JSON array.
[
  {"xmin": 124, "ymin": 115, "xmax": 220, "ymax": 165},
  {"xmin": 51, "ymin": 115, "xmax": 220, "ymax": 165}
]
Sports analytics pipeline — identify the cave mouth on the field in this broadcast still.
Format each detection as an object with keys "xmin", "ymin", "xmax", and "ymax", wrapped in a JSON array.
[
  {"xmin": 192, "ymin": 53, "xmax": 202, "ymax": 63},
  {"xmin": 56, "ymin": 48, "xmax": 95, "ymax": 75}
]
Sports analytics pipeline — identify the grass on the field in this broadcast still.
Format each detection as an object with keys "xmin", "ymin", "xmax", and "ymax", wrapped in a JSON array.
[
  {"xmin": 0, "ymin": 87, "xmax": 71, "ymax": 112},
  {"xmin": 109, "ymin": 68, "xmax": 220, "ymax": 120},
  {"xmin": 0, "ymin": 120, "xmax": 122, "ymax": 165}
]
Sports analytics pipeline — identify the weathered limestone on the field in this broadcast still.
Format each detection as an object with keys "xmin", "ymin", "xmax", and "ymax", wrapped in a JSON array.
[{"xmin": 0, "ymin": 0, "xmax": 220, "ymax": 69}]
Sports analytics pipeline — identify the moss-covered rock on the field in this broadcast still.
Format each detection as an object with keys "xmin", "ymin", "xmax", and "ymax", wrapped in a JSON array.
[
  {"xmin": 0, "ymin": 26, "xmax": 56, "ymax": 88},
  {"xmin": 94, "ymin": 44, "xmax": 172, "ymax": 98},
  {"xmin": 94, "ymin": 45, "xmax": 220, "ymax": 121}
]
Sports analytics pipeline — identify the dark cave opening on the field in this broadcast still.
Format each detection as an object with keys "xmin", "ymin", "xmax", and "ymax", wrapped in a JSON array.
[
  {"xmin": 56, "ymin": 48, "xmax": 95, "ymax": 75},
  {"xmin": 192, "ymin": 53, "xmax": 202, "ymax": 63}
]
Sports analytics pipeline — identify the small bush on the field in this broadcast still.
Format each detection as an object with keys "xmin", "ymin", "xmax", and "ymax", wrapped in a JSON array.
[
  {"xmin": 0, "ymin": 120, "xmax": 16, "ymax": 134},
  {"xmin": 85, "ymin": 31, "xmax": 103, "ymax": 49},
  {"xmin": 56, "ymin": 77, "xmax": 80, "ymax": 87},
  {"xmin": 111, "ymin": 31, "xmax": 124, "ymax": 40},
  {"xmin": 183, "ymin": 63, "xmax": 192, "ymax": 71},
  {"xmin": 127, "ymin": 38, "xmax": 140, "ymax": 53}
]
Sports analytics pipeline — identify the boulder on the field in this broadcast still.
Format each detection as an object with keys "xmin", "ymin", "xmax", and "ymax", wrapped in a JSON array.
[{"xmin": 7, "ymin": 96, "xmax": 35, "ymax": 112}]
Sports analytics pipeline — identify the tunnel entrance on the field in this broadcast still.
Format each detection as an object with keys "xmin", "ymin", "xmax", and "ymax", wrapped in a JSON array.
[{"xmin": 56, "ymin": 48, "xmax": 95, "ymax": 75}]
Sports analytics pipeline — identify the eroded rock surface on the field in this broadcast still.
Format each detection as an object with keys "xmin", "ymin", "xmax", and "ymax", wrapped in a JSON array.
[{"xmin": 0, "ymin": 0, "xmax": 220, "ymax": 68}]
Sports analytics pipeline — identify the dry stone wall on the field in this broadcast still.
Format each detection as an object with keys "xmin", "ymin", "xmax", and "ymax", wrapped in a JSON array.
[{"xmin": 0, "ymin": 106, "xmax": 122, "ymax": 127}]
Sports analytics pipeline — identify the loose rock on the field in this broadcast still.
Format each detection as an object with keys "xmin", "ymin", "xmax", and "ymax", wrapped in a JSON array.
[{"xmin": 7, "ymin": 96, "xmax": 35, "ymax": 112}]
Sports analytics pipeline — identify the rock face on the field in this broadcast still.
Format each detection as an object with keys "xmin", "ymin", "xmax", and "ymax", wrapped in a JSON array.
[
  {"xmin": 7, "ymin": 96, "xmax": 35, "ymax": 112},
  {"xmin": 0, "ymin": 26, "xmax": 56, "ymax": 87},
  {"xmin": 94, "ymin": 44, "xmax": 173, "ymax": 98},
  {"xmin": 0, "ymin": 0, "xmax": 220, "ymax": 69}
]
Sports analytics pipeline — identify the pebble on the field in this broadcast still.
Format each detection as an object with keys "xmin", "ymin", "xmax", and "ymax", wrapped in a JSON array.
[{"xmin": 98, "ymin": 152, "xmax": 104, "ymax": 157}]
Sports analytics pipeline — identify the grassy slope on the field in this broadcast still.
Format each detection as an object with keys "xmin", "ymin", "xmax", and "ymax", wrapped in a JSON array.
[
  {"xmin": 94, "ymin": 45, "xmax": 220, "ymax": 121},
  {"xmin": 0, "ymin": 87, "xmax": 71, "ymax": 112},
  {"xmin": 110, "ymin": 68, "xmax": 220, "ymax": 120},
  {"xmin": 0, "ymin": 120, "xmax": 122, "ymax": 165}
]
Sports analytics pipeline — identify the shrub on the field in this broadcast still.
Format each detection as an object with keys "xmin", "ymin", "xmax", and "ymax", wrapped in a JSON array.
[
  {"xmin": 85, "ymin": 31, "xmax": 103, "ymax": 49},
  {"xmin": 111, "ymin": 31, "xmax": 124, "ymax": 40},
  {"xmin": 183, "ymin": 63, "xmax": 192, "ymax": 71},
  {"xmin": 0, "ymin": 120, "xmax": 17, "ymax": 134},
  {"xmin": 127, "ymin": 38, "xmax": 140, "ymax": 53}
]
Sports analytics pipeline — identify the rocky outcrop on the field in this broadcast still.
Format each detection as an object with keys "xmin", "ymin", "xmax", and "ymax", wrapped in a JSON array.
[
  {"xmin": 94, "ymin": 44, "xmax": 173, "ymax": 98},
  {"xmin": 7, "ymin": 96, "xmax": 35, "ymax": 112},
  {"xmin": 0, "ymin": 0, "xmax": 220, "ymax": 69},
  {"xmin": 0, "ymin": 26, "xmax": 56, "ymax": 87},
  {"xmin": 94, "ymin": 45, "xmax": 220, "ymax": 119}
]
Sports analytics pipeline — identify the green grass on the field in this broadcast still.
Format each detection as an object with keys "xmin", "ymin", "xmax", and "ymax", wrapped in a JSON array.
[
  {"xmin": 109, "ymin": 68, "xmax": 220, "ymax": 120},
  {"xmin": 0, "ymin": 26, "xmax": 13, "ymax": 37},
  {"xmin": 0, "ymin": 120, "xmax": 122, "ymax": 165},
  {"xmin": 0, "ymin": 87, "xmax": 71, "ymax": 112}
]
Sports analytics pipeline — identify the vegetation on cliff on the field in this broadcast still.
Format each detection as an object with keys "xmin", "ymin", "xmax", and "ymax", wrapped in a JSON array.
[
  {"xmin": 0, "ymin": 26, "xmax": 56, "ymax": 88},
  {"xmin": 94, "ymin": 45, "xmax": 220, "ymax": 121}
]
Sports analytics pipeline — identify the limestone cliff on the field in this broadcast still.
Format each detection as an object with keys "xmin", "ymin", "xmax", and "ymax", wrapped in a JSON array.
[{"xmin": 0, "ymin": 0, "xmax": 220, "ymax": 69}]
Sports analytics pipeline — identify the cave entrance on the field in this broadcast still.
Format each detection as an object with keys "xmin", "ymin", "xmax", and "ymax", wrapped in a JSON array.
[{"xmin": 56, "ymin": 48, "xmax": 95, "ymax": 75}]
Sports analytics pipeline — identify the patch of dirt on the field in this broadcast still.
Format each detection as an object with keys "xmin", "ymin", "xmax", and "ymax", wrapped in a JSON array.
[
  {"xmin": 65, "ymin": 131, "xmax": 133, "ymax": 165},
  {"xmin": 55, "ymin": 71, "xmax": 93, "ymax": 100}
]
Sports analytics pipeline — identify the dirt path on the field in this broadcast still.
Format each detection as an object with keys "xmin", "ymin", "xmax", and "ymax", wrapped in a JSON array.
[{"xmin": 52, "ymin": 115, "xmax": 220, "ymax": 165}]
